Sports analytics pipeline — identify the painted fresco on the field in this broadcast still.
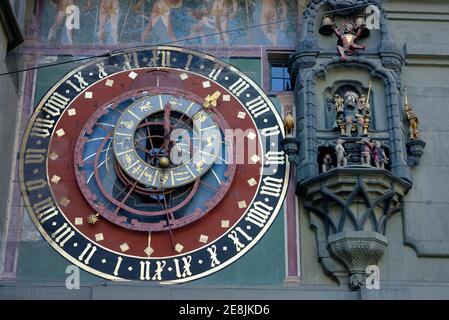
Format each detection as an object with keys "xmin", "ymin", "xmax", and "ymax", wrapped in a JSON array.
[{"xmin": 35, "ymin": 0, "xmax": 307, "ymax": 46}]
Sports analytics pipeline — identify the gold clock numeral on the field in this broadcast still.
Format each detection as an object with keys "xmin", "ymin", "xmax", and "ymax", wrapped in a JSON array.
[
  {"xmin": 147, "ymin": 50, "xmax": 171, "ymax": 67},
  {"xmin": 96, "ymin": 63, "xmax": 108, "ymax": 79},
  {"xmin": 140, "ymin": 261, "xmax": 151, "ymax": 280},
  {"xmin": 245, "ymin": 201, "xmax": 274, "ymax": 228},
  {"xmin": 122, "ymin": 52, "xmax": 140, "ymax": 70},
  {"xmin": 184, "ymin": 54, "xmax": 193, "ymax": 71},
  {"xmin": 209, "ymin": 64, "xmax": 224, "ymax": 81},
  {"xmin": 113, "ymin": 256, "xmax": 123, "ymax": 276},
  {"xmin": 227, "ymin": 227, "xmax": 253, "ymax": 252},
  {"xmin": 265, "ymin": 151, "xmax": 286, "ymax": 165},
  {"xmin": 43, "ymin": 92, "xmax": 71, "ymax": 117},
  {"xmin": 246, "ymin": 96, "xmax": 270, "ymax": 118},
  {"xmin": 25, "ymin": 179, "xmax": 47, "ymax": 192},
  {"xmin": 173, "ymin": 256, "xmax": 193, "ymax": 279},
  {"xmin": 52, "ymin": 223, "xmax": 75, "ymax": 247},
  {"xmin": 66, "ymin": 72, "xmax": 89, "ymax": 93},
  {"xmin": 260, "ymin": 176, "xmax": 284, "ymax": 198},
  {"xmin": 25, "ymin": 148, "xmax": 46, "ymax": 165},
  {"xmin": 229, "ymin": 78, "xmax": 250, "ymax": 97},
  {"xmin": 32, "ymin": 197, "xmax": 59, "ymax": 223},
  {"xmin": 78, "ymin": 243, "xmax": 97, "ymax": 265},
  {"xmin": 261, "ymin": 125, "xmax": 281, "ymax": 137},
  {"xmin": 31, "ymin": 118, "xmax": 55, "ymax": 138}
]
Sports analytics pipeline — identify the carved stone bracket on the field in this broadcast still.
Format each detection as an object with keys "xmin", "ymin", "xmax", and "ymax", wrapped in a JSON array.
[
  {"xmin": 406, "ymin": 139, "xmax": 426, "ymax": 166},
  {"xmin": 301, "ymin": 167, "xmax": 411, "ymax": 289},
  {"xmin": 328, "ymin": 231, "xmax": 388, "ymax": 290}
]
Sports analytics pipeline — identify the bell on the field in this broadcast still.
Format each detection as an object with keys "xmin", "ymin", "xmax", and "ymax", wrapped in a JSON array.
[
  {"xmin": 355, "ymin": 16, "xmax": 370, "ymax": 38},
  {"xmin": 319, "ymin": 16, "xmax": 334, "ymax": 36}
]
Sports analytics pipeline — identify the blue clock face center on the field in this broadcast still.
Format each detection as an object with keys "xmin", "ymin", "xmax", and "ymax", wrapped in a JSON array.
[{"xmin": 113, "ymin": 95, "xmax": 222, "ymax": 189}]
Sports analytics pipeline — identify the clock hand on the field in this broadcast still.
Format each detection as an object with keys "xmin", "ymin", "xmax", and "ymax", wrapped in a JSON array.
[{"xmin": 163, "ymin": 101, "xmax": 172, "ymax": 157}]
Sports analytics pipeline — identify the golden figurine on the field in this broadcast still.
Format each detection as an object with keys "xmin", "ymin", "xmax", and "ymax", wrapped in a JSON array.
[
  {"xmin": 283, "ymin": 112, "xmax": 295, "ymax": 136},
  {"xmin": 403, "ymin": 87, "xmax": 420, "ymax": 140}
]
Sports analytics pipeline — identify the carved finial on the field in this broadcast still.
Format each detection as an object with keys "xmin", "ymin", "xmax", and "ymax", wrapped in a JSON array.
[{"xmin": 283, "ymin": 112, "xmax": 295, "ymax": 136}]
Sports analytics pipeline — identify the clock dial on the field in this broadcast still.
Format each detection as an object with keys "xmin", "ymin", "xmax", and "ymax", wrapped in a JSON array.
[{"xmin": 20, "ymin": 46, "xmax": 288, "ymax": 282}]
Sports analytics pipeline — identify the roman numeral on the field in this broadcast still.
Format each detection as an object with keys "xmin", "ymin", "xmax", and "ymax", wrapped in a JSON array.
[
  {"xmin": 261, "ymin": 125, "xmax": 280, "ymax": 137},
  {"xmin": 152, "ymin": 260, "xmax": 166, "ymax": 281},
  {"xmin": 265, "ymin": 151, "xmax": 286, "ymax": 165},
  {"xmin": 245, "ymin": 201, "xmax": 274, "ymax": 228},
  {"xmin": 32, "ymin": 197, "xmax": 59, "ymax": 223},
  {"xmin": 79, "ymin": 243, "xmax": 97, "ymax": 265},
  {"xmin": 140, "ymin": 261, "xmax": 151, "ymax": 280},
  {"xmin": 25, "ymin": 148, "xmax": 46, "ymax": 165},
  {"xmin": 25, "ymin": 179, "xmax": 47, "ymax": 192},
  {"xmin": 209, "ymin": 64, "xmax": 223, "ymax": 80},
  {"xmin": 43, "ymin": 92, "xmax": 71, "ymax": 117},
  {"xmin": 174, "ymin": 256, "xmax": 192, "ymax": 278},
  {"xmin": 122, "ymin": 52, "xmax": 140, "ymax": 70},
  {"xmin": 147, "ymin": 50, "xmax": 171, "ymax": 67},
  {"xmin": 228, "ymin": 227, "xmax": 253, "ymax": 252},
  {"xmin": 246, "ymin": 96, "xmax": 269, "ymax": 118},
  {"xmin": 207, "ymin": 245, "xmax": 221, "ymax": 268},
  {"xmin": 229, "ymin": 78, "xmax": 250, "ymax": 97},
  {"xmin": 260, "ymin": 177, "xmax": 284, "ymax": 198},
  {"xmin": 52, "ymin": 223, "xmax": 75, "ymax": 247},
  {"xmin": 31, "ymin": 118, "xmax": 55, "ymax": 138},
  {"xmin": 66, "ymin": 72, "xmax": 88, "ymax": 92},
  {"xmin": 184, "ymin": 54, "xmax": 193, "ymax": 70},
  {"xmin": 97, "ymin": 63, "xmax": 108, "ymax": 79},
  {"xmin": 113, "ymin": 257, "xmax": 123, "ymax": 276}
]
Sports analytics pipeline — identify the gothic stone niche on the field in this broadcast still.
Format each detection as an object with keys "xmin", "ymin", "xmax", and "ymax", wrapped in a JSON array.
[{"xmin": 302, "ymin": 169, "xmax": 410, "ymax": 289}]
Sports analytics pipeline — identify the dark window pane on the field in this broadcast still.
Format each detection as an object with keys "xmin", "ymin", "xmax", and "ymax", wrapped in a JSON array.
[
  {"xmin": 271, "ymin": 66, "xmax": 284, "ymax": 78},
  {"xmin": 272, "ymin": 79, "xmax": 284, "ymax": 91},
  {"xmin": 284, "ymin": 79, "xmax": 292, "ymax": 91}
]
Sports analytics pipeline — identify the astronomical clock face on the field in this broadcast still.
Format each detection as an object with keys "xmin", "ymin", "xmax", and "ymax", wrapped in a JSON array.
[{"xmin": 20, "ymin": 46, "xmax": 288, "ymax": 282}]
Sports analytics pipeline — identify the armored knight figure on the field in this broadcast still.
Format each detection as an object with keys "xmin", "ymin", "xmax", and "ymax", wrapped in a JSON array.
[{"xmin": 332, "ymin": 21, "xmax": 366, "ymax": 61}]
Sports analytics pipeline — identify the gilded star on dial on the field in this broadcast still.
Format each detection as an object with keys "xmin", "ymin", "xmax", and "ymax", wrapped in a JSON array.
[{"xmin": 87, "ymin": 213, "xmax": 100, "ymax": 225}]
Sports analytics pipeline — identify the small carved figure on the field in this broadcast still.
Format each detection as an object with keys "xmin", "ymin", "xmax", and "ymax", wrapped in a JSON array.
[
  {"xmin": 373, "ymin": 141, "xmax": 389, "ymax": 169},
  {"xmin": 403, "ymin": 87, "xmax": 420, "ymax": 140},
  {"xmin": 332, "ymin": 22, "xmax": 366, "ymax": 61},
  {"xmin": 322, "ymin": 154, "xmax": 333, "ymax": 173},
  {"xmin": 360, "ymin": 138, "xmax": 374, "ymax": 165},
  {"xmin": 283, "ymin": 112, "xmax": 295, "ymax": 136},
  {"xmin": 334, "ymin": 94, "xmax": 344, "ymax": 113},
  {"xmin": 335, "ymin": 139, "xmax": 348, "ymax": 167}
]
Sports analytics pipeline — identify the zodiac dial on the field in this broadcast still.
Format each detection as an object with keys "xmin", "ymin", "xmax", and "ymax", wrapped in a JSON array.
[{"xmin": 20, "ymin": 46, "xmax": 288, "ymax": 282}]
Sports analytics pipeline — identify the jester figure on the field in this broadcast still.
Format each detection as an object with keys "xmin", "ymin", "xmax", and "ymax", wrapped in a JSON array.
[{"xmin": 332, "ymin": 22, "xmax": 366, "ymax": 61}]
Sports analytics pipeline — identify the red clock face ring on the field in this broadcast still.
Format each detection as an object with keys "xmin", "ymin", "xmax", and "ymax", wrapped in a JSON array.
[{"xmin": 20, "ymin": 46, "xmax": 288, "ymax": 282}]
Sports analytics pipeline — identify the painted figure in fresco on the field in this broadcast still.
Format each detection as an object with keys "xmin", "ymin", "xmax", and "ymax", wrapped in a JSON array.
[
  {"xmin": 260, "ymin": 0, "xmax": 287, "ymax": 45},
  {"xmin": 210, "ymin": 0, "xmax": 238, "ymax": 44},
  {"xmin": 86, "ymin": 0, "xmax": 120, "ymax": 44},
  {"xmin": 335, "ymin": 139, "xmax": 348, "ymax": 167},
  {"xmin": 47, "ymin": 0, "xmax": 74, "ymax": 44},
  {"xmin": 332, "ymin": 22, "xmax": 366, "ymax": 61},
  {"xmin": 360, "ymin": 138, "xmax": 374, "ymax": 165},
  {"xmin": 373, "ymin": 141, "xmax": 389, "ymax": 169},
  {"xmin": 187, "ymin": 7, "xmax": 215, "ymax": 45},
  {"xmin": 135, "ymin": 0, "xmax": 182, "ymax": 43}
]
